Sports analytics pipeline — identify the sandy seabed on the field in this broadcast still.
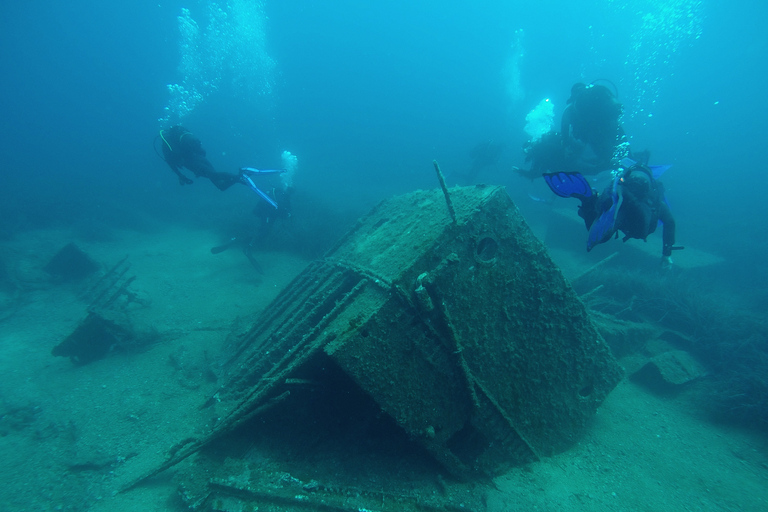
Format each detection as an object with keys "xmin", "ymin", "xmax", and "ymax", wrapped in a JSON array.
[{"xmin": 0, "ymin": 223, "xmax": 766, "ymax": 512}]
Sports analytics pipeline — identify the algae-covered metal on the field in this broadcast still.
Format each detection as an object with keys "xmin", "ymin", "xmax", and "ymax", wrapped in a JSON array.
[
  {"xmin": 133, "ymin": 185, "xmax": 622, "ymax": 502},
  {"xmin": 209, "ymin": 184, "xmax": 621, "ymax": 475}
]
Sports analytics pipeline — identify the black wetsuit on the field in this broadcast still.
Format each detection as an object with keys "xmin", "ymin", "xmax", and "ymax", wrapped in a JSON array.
[
  {"xmin": 253, "ymin": 186, "xmax": 293, "ymax": 233},
  {"xmin": 240, "ymin": 185, "xmax": 294, "ymax": 261},
  {"xmin": 579, "ymin": 166, "xmax": 676, "ymax": 257},
  {"xmin": 159, "ymin": 126, "xmax": 241, "ymax": 191},
  {"xmin": 561, "ymin": 83, "xmax": 626, "ymax": 173}
]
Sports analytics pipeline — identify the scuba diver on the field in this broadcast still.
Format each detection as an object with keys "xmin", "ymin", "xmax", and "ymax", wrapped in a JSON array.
[
  {"xmin": 156, "ymin": 125, "xmax": 286, "ymax": 208},
  {"xmin": 514, "ymin": 80, "xmax": 631, "ymax": 180},
  {"xmin": 253, "ymin": 184, "xmax": 293, "ymax": 236},
  {"xmin": 158, "ymin": 125, "xmax": 244, "ymax": 191},
  {"xmin": 543, "ymin": 158, "xmax": 680, "ymax": 267},
  {"xmin": 560, "ymin": 81, "xmax": 627, "ymax": 174},
  {"xmin": 515, "ymin": 131, "xmax": 570, "ymax": 181},
  {"xmin": 210, "ymin": 177, "xmax": 294, "ymax": 272}
]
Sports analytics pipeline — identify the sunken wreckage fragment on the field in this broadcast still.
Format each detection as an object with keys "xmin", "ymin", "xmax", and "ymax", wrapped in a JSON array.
[{"xmin": 132, "ymin": 185, "xmax": 622, "ymax": 508}]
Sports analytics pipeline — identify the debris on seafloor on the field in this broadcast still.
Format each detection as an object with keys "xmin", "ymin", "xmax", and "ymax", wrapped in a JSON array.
[
  {"xmin": 51, "ymin": 256, "xmax": 150, "ymax": 365},
  {"xmin": 51, "ymin": 309, "xmax": 134, "ymax": 365},
  {"xmin": 632, "ymin": 349, "xmax": 707, "ymax": 389},
  {"xmin": 43, "ymin": 242, "xmax": 100, "ymax": 281}
]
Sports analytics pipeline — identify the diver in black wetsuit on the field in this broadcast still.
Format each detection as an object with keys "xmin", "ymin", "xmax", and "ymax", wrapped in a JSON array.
[
  {"xmin": 253, "ymin": 184, "xmax": 293, "ymax": 238},
  {"xmin": 209, "ymin": 181, "xmax": 294, "ymax": 272},
  {"xmin": 544, "ymin": 160, "xmax": 678, "ymax": 267},
  {"xmin": 585, "ymin": 164, "xmax": 675, "ymax": 260},
  {"xmin": 515, "ymin": 81, "xmax": 632, "ymax": 180},
  {"xmin": 158, "ymin": 125, "xmax": 243, "ymax": 191},
  {"xmin": 561, "ymin": 82, "xmax": 627, "ymax": 174}
]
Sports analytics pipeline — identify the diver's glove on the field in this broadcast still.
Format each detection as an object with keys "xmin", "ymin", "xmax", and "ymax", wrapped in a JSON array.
[{"xmin": 178, "ymin": 175, "xmax": 193, "ymax": 185}]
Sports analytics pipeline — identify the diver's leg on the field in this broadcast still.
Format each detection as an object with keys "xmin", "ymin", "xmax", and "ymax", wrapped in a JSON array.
[
  {"xmin": 242, "ymin": 237, "xmax": 264, "ymax": 273},
  {"xmin": 208, "ymin": 172, "xmax": 241, "ymax": 191},
  {"xmin": 188, "ymin": 157, "xmax": 239, "ymax": 191},
  {"xmin": 578, "ymin": 193, "xmax": 600, "ymax": 230}
]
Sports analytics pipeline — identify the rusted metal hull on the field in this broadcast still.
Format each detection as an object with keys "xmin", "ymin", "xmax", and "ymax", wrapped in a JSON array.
[{"xmin": 210, "ymin": 185, "xmax": 622, "ymax": 478}]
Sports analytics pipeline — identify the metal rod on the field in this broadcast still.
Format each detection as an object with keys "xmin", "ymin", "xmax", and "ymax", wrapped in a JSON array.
[{"xmin": 433, "ymin": 160, "xmax": 457, "ymax": 224}]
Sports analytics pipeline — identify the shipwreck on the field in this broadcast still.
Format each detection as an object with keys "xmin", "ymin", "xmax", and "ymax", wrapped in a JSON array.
[{"xmin": 128, "ymin": 179, "xmax": 622, "ymax": 511}]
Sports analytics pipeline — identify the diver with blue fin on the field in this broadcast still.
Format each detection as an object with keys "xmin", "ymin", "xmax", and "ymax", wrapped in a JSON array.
[
  {"xmin": 156, "ymin": 126, "xmax": 284, "ymax": 210},
  {"xmin": 544, "ymin": 158, "xmax": 681, "ymax": 267},
  {"xmin": 209, "ymin": 168, "xmax": 294, "ymax": 272},
  {"xmin": 158, "ymin": 125, "xmax": 240, "ymax": 191},
  {"xmin": 560, "ymin": 81, "xmax": 627, "ymax": 175},
  {"xmin": 239, "ymin": 167, "xmax": 286, "ymax": 209}
]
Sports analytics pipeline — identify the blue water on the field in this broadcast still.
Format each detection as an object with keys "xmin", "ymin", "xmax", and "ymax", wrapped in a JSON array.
[
  {"xmin": 2, "ymin": 2, "xmax": 768, "ymax": 508},
  {"xmin": 1, "ymin": 0, "xmax": 766, "ymax": 281}
]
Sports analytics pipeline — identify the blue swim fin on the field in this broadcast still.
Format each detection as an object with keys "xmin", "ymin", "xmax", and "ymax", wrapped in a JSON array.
[
  {"xmin": 241, "ymin": 174, "xmax": 278, "ymax": 209},
  {"xmin": 240, "ymin": 167, "xmax": 286, "ymax": 176},
  {"xmin": 587, "ymin": 173, "xmax": 623, "ymax": 251},
  {"xmin": 587, "ymin": 203, "xmax": 618, "ymax": 251},
  {"xmin": 543, "ymin": 172, "xmax": 593, "ymax": 199},
  {"xmin": 650, "ymin": 164, "xmax": 672, "ymax": 179}
]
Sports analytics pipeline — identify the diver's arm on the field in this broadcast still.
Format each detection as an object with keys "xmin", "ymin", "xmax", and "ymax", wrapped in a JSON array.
[
  {"xmin": 176, "ymin": 172, "xmax": 194, "ymax": 185},
  {"xmin": 167, "ymin": 162, "xmax": 193, "ymax": 185}
]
